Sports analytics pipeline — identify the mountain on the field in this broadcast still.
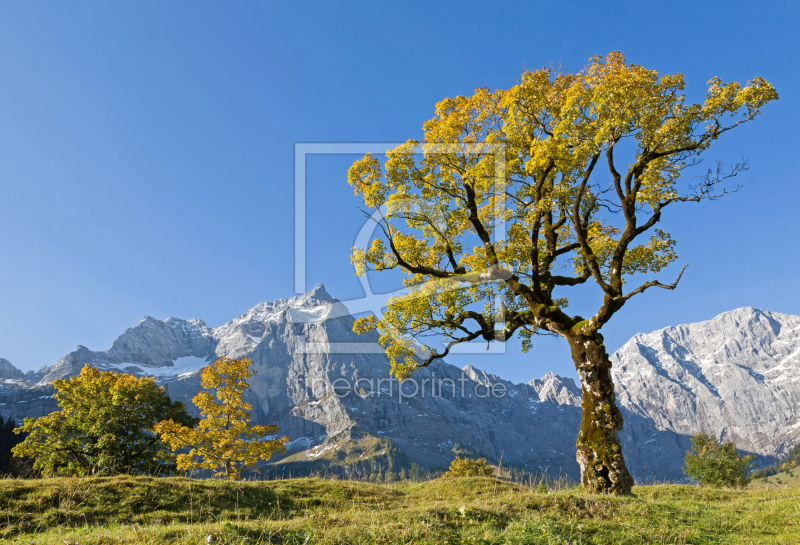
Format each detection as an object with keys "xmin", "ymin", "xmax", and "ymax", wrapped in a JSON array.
[
  {"xmin": 0, "ymin": 285, "xmax": 584, "ymax": 478},
  {"xmin": 0, "ymin": 357, "xmax": 47, "ymax": 384},
  {"xmin": 0, "ymin": 358, "xmax": 24, "ymax": 380},
  {"xmin": 0, "ymin": 358, "xmax": 55, "ymax": 422},
  {"xmin": 2, "ymin": 294, "xmax": 798, "ymax": 482},
  {"xmin": 613, "ymin": 307, "xmax": 800, "ymax": 479}
]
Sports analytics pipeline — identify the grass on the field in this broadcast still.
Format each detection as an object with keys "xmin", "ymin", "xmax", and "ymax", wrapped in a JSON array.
[{"xmin": 0, "ymin": 476, "xmax": 797, "ymax": 544}]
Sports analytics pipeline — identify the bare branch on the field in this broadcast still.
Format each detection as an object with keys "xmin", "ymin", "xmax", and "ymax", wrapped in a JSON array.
[
  {"xmin": 682, "ymin": 159, "xmax": 747, "ymax": 202},
  {"xmin": 621, "ymin": 264, "xmax": 689, "ymax": 302}
]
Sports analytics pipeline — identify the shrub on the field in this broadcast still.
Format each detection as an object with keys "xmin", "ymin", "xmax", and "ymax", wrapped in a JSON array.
[
  {"xmin": 445, "ymin": 456, "xmax": 494, "ymax": 477},
  {"xmin": 683, "ymin": 432, "xmax": 757, "ymax": 488}
]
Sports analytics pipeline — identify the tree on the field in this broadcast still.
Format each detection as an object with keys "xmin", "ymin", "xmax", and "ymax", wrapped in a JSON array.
[
  {"xmin": 347, "ymin": 52, "xmax": 777, "ymax": 494},
  {"xmin": 0, "ymin": 415, "xmax": 28, "ymax": 476},
  {"xmin": 683, "ymin": 432, "xmax": 757, "ymax": 488},
  {"xmin": 445, "ymin": 456, "xmax": 495, "ymax": 477},
  {"xmin": 410, "ymin": 462, "xmax": 426, "ymax": 481},
  {"xmin": 12, "ymin": 365, "xmax": 196, "ymax": 476},
  {"xmin": 154, "ymin": 357, "xmax": 287, "ymax": 480}
]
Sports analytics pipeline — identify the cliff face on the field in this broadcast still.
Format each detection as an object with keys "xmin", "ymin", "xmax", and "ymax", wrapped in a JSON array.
[
  {"xmin": 2, "ymin": 294, "xmax": 798, "ymax": 481},
  {"xmin": 612, "ymin": 307, "xmax": 800, "ymax": 478},
  {"xmin": 38, "ymin": 317, "xmax": 215, "ymax": 384},
  {"xmin": 0, "ymin": 358, "xmax": 24, "ymax": 380}
]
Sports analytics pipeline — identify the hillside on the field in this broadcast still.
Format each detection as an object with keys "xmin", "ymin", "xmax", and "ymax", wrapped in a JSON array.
[
  {"xmin": 0, "ymin": 476, "xmax": 798, "ymax": 544},
  {"xmin": 751, "ymin": 465, "xmax": 800, "ymax": 490}
]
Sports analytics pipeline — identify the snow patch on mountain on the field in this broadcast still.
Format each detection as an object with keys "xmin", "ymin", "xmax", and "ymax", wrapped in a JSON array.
[{"xmin": 95, "ymin": 355, "xmax": 211, "ymax": 380}]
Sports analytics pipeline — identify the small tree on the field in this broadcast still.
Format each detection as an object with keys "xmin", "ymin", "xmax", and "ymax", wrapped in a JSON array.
[
  {"xmin": 683, "ymin": 432, "xmax": 757, "ymax": 488},
  {"xmin": 154, "ymin": 357, "xmax": 287, "ymax": 480},
  {"xmin": 445, "ymin": 456, "xmax": 495, "ymax": 477},
  {"xmin": 12, "ymin": 365, "xmax": 196, "ymax": 476}
]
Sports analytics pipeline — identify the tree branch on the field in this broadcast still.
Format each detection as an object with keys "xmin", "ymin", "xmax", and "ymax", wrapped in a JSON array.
[
  {"xmin": 621, "ymin": 264, "xmax": 689, "ymax": 302},
  {"xmin": 571, "ymin": 153, "xmax": 613, "ymax": 295}
]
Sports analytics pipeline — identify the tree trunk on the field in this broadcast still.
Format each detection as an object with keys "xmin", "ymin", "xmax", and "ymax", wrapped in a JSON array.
[{"xmin": 568, "ymin": 333, "xmax": 634, "ymax": 495}]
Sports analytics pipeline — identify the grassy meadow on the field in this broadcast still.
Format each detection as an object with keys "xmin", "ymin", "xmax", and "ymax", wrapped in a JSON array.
[{"xmin": 0, "ymin": 476, "xmax": 797, "ymax": 544}]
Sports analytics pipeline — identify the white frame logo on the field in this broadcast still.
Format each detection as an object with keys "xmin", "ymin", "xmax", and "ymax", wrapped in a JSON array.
[{"xmin": 294, "ymin": 142, "xmax": 508, "ymax": 356}]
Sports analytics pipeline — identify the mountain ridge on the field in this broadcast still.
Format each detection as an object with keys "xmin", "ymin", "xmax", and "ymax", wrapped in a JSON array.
[
  {"xmin": 0, "ymin": 284, "xmax": 586, "ymax": 478},
  {"xmin": 1, "ymin": 295, "xmax": 798, "ymax": 481},
  {"xmin": 612, "ymin": 306, "xmax": 800, "ymax": 473}
]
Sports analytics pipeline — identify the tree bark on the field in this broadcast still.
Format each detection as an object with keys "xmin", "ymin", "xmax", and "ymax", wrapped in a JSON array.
[{"xmin": 568, "ymin": 333, "xmax": 634, "ymax": 495}]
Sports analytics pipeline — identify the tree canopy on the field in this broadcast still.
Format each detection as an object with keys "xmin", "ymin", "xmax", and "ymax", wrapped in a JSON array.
[
  {"xmin": 12, "ymin": 365, "xmax": 197, "ymax": 476},
  {"xmin": 347, "ymin": 52, "xmax": 777, "ymax": 494},
  {"xmin": 759, "ymin": 441, "xmax": 800, "ymax": 477},
  {"xmin": 155, "ymin": 357, "xmax": 287, "ymax": 480},
  {"xmin": 350, "ymin": 52, "xmax": 777, "ymax": 379}
]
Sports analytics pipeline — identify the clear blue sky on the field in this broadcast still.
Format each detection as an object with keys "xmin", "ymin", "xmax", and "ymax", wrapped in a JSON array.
[{"xmin": 1, "ymin": 1, "xmax": 798, "ymax": 384}]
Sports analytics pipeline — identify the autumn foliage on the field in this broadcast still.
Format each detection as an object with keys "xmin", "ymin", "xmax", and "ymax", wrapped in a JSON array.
[
  {"xmin": 12, "ymin": 365, "xmax": 196, "ymax": 476},
  {"xmin": 155, "ymin": 357, "xmax": 287, "ymax": 480},
  {"xmin": 445, "ymin": 456, "xmax": 495, "ymax": 478}
]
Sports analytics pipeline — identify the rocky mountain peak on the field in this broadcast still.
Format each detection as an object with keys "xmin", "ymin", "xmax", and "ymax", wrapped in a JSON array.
[
  {"xmin": 304, "ymin": 283, "xmax": 337, "ymax": 303},
  {"xmin": 186, "ymin": 318, "xmax": 209, "ymax": 328},
  {"xmin": 0, "ymin": 358, "xmax": 24, "ymax": 380},
  {"xmin": 528, "ymin": 372, "xmax": 582, "ymax": 405},
  {"xmin": 461, "ymin": 364, "xmax": 500, "ymax": 383},
  {"xmin": 223, "ymin": 284, "xmax": 340, "ymax": 328}
]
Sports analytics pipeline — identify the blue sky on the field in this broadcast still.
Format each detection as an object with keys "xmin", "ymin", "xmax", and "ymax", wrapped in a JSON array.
[{"xmin": 1, "ymin": 1, "xmax": 798, "ymax": 384}]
